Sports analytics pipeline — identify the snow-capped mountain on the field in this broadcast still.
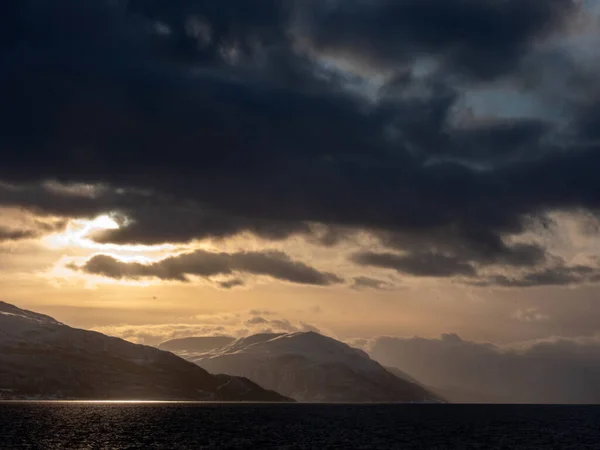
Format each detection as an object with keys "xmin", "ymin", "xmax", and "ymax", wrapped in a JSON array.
[
  {"xmin": 160, "ymin": 332, "xmax": 443, "ymax": 403},
  {"xmin": 0, "ymin": 302, "xmax": 291, "ymax": 402}
]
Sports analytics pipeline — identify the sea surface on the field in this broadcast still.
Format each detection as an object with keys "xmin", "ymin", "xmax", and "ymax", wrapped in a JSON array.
[{"xmin": 1, "ymin": 402, "xmax": 600, "ymax": 449}]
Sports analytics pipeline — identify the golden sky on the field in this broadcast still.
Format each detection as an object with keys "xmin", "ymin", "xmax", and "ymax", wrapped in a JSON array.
[{"xmin": 2, "ymin": 205, "xmax": 598, "ymax": 347}]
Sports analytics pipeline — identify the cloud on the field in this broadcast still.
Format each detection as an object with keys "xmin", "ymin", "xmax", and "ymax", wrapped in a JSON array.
[
  {"xmin": 245, "ymin": 316, "xmax": 269, "ymax": 326},
  {"xmin": 248, "ymin": 309, "xmax": 275, "ymax": 316},
  {"xmin": 93, "ymin": 310, "xmax": 322, "ymax": 345},
  {"xmin": 91, "ymin": 205, "xmax": 312, "ymax": 245},
  {"xmin": 2, "ymin": 0, "xmax": 600, "ymax": 287},
  {"xmin": 242, "ymin": 316, "xmax": 318, "ymax": 333},
  {"xmin": 0, "ymin": 209, "xmax": 66, "ymax": 243},
  {"xmin": 376, "ymin": 229, "xmax": 548, "ymax": 268},
  {"xmin": 0, "ymin": 227, "xmax": 37, "ymax": 242},
  {"xmin": 366, "ymin": 332, "xmax": 600, "ymax": 404},
  {"xmin": 352, "ymin": 251, "xmax": 477, "ymax": 278},
  {"xmin": 351, "ymin": 276, "xmax": 394, "ymax": 290},
  {"xmin": 92, "ymin": 323, "xmax": 232, "ymax": 347},
  {"xmin": 218, "ymin": 278, "xmax": 245, "ymax": 289},
  {"xmin": 352, "ymin": 234, "xmax": 600, "ymax": 288},
  {"xmin": 0, "ymin": 182, "xmax": 119, "ymax": 219},
  {"xmin": 0, "ymin": 182, "xmax": 316, "ymax": 245},
  {"xmin": 513, "ymin": 308, "xmax": 550, "ymax": 323},
  {"xmin": 71, "ymin": 250, "xmax": 343, "ymax": 286},
  {"xmin": 471, "ymin": 264, "xmax": 600, "ymax": 288},
  {"xmin": 302, "ymin": 0, "xmax": 575, "ymax": 80}
]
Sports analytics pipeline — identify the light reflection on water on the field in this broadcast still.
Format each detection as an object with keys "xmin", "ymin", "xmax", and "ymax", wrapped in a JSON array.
[{"xmin": 2, "ymin": 403, "xmax": 600, "ymax": 449}]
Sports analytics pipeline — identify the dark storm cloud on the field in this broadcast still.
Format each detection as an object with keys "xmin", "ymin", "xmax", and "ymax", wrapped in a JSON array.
[
  {"xmin": 352, "ymin": 247, "xmax": 600, "ymax": 288},
  {"xmin": 125, "ymin": 0, "xmax": 574, "ymax": 81},
  {"xmin": 377, "ymin": 228, "xmax": 548, "ymax": 268},
  {"xmin": 90, "ymin": 205, "xmax": 312, "ymax": 245},
  {"xmin": 352, "ymin": 252, "xmax": 477, "ymax": 278},
  {"xmin": 0, "ymin": 182, "xmax": 311, "ymax": 244},
  {"xmin": 73, "ymin": 250, "xmax": 343, "ymax": 286},
  {"xmin": 304, "ymin": 0, "xmax": 575, "ymax": 80},
  {"xmin": 126, "ymin": 0, "xmax": 291, "ymax": 63},
  {"xmin": 367, "ymin": 333, "xmax": 600, "ymax": 404},
  {"xmin": 0, "ymin": 182, "xmax": 143, "ymax": 219},
  {"xmin": 1, "ymin": 0, "xmax": 598, "ymax": 284},
  {"xmin": 444, "ymin": 119, "xmax": 552, "ymax": 166}
]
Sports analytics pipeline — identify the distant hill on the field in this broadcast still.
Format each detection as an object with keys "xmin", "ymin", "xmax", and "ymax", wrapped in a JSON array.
[
  {"xmin": 0, "ymin": 302, "xmax": 291, "ymax": 402},
  {"xmin": 167, "ymin": 332, "xmax": 443, "ymax": 403}
]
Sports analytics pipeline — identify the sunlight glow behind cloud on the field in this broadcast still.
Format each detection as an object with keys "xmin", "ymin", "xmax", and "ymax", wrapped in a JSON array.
[{"xmin": 43, "ymin": 215, "xmax": 120, "ymax": 249}]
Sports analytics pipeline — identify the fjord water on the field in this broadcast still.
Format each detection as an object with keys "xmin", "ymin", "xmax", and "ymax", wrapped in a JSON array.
[{"xmin": 2, "ymin": 403, "xmax": 600, "ymax": 449}]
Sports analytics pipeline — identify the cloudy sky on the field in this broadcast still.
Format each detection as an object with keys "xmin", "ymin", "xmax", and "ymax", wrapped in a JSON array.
[{"xmin": 4, "ymin": 0, "xmax": 600, "ymax": 357}]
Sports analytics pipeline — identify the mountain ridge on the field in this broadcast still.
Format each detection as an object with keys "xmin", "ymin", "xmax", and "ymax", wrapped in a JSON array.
[
  {"xmin": 0, "ymin": 302, "xmax": 292, "ymax": 402},
  {"xmin": 161, "ymin": 332, "xmax": 443, "ymax": 403}
]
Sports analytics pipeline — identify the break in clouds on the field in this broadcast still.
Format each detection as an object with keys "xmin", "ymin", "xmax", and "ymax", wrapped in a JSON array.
[{"xmin": 3, "ymin": 0, "xmax": 600, "ymax": 288}]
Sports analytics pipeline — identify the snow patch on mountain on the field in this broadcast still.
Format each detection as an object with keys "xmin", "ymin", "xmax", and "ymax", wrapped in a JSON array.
[
  {"xmin": 197, "ymin": 332, "xmax": 381, "ymax": 375},
  {"xmin": 0, "ymin": 301, "xmax": 292, "ymax": 402},
  {"xmin": 0, "ymin": 301, "xmax": 62, "ymax": 325},
  {"xmin": 0, "ymin": 301, "xmax": 66, "ymax": 343}
]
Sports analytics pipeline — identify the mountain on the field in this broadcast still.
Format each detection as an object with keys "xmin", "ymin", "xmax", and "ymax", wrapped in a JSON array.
[
  {"xmin": 0, "ymin": 302, "xmax": 291, "ymax": 401},
  {"xmin": 431, "ymin": 385, "xmax": 507, "ymax": 404},
  {"xmin": 384, "ymin": 366, "xmax": 423, "ymax": 385},
  {"xmin": 160, "ymin": 332, "xmax": 443, "ymax": 403},
  {"xmin": 383, "ymin": 367, "xmax": 495, "ymax": 403}
]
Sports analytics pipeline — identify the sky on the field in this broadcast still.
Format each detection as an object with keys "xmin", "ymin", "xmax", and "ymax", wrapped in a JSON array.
[{"xmin": 4, "ymin": 0, "xmax": 600, "ymax": 367}]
